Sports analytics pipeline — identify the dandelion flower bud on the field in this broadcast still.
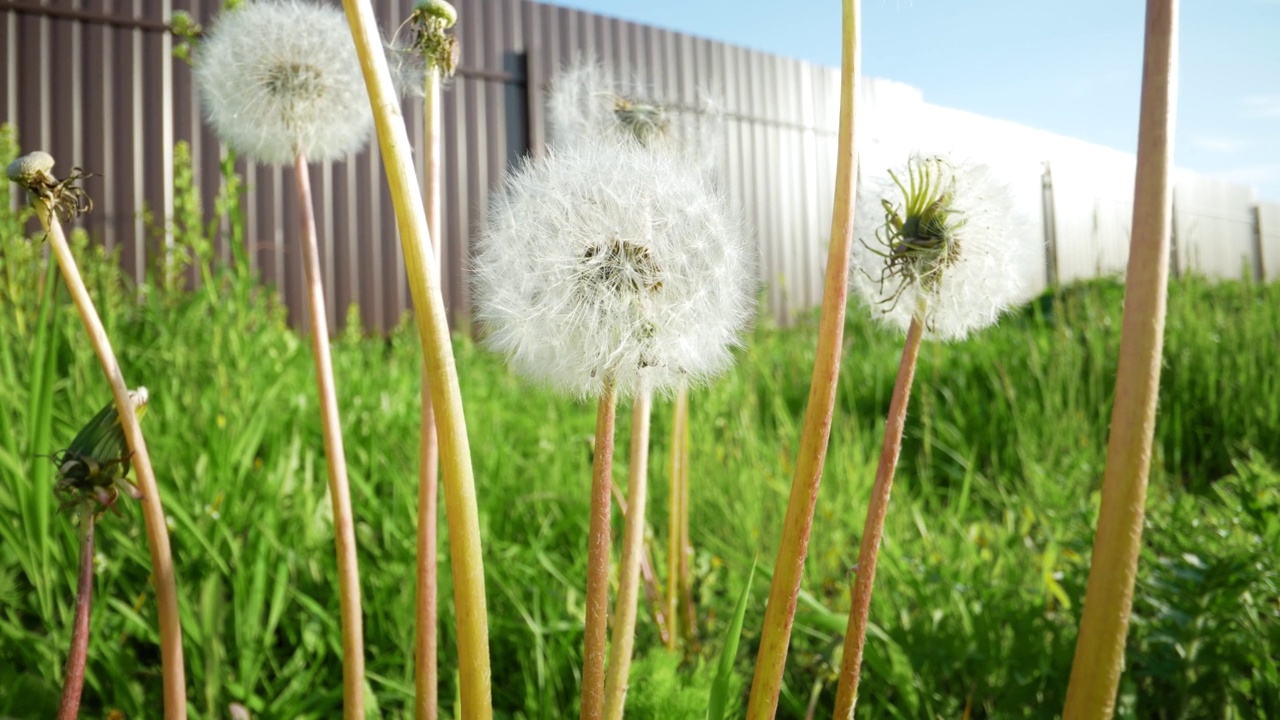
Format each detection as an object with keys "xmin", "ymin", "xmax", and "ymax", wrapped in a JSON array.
[
  {"xmin": 195, "ymin": 0, "xmax": 373, "ymax": 165},
  {"xmin": 851, "ymin": 153, "xmax": 1036, "ymax": 340},
  {"xmin": 473, "ymin": 137, "xmax": 756, "ymax": 399}
]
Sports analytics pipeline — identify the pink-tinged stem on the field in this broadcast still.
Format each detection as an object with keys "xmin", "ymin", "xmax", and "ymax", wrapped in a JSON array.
[
  {"xmin": 745, "ymin": 1, "xmax": 860, "ymax": 717},
  {"xmin": 38, "ymin": 192, "xmax": 188, "ymax": 719},
  {"xmin": 294, "ymin": 152, "xmax": 365, "ymax": 720},
  {"xmin": 582, "ymin": 381, "xmax": 618, "ymax": 720},
  {"xmin": 56, "ymin": 508, "xmax": 96, "ymax": 720},
  {"xmin": 415, "ymin": 61, "xmax": 445, "ymax": 720},
  {"xmin": 831, "ymin": 309, "xmax": 925, "ymax": 718},
  {"xmin": 603, "ymin": 391, "xmax": 653, "ymax": 720},
  {"xmin": 1062, "ymin": 1, "xmax": 1178, "ymax": 717}
]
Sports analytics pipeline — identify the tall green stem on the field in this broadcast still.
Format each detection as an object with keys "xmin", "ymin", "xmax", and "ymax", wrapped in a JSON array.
[
  {"xmin": 294, "ymin": 152, "xmax": 365, "ymax": 719},
  {"xmin": 603, "ymin": 390, "xmax": 652, "ymax": 720},
  {"xmin": 745, "ymin": 2, "xmax": 860, "ymax": 717},
  {"xmin": 340, "ymin": 3, "xmax": 493, "ymax": 716},
  {"xmin": 1063, "ymin": 1, "xmax": 1177, "ymax": 716},
  {"xmin": 831, "ymin": 302, "xmax": 926, "ymax": 718},
  {"xmin": 582, "ymin": 381, "xmax": 618, "ymax": 720}
]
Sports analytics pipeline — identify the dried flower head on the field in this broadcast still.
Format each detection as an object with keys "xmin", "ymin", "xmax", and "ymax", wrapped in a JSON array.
[
  {"xmin": 7, "ymin": 151, "xmax": 94, "ymax": 222},
  {"xmin": 851, "ymin": 153, "xmax": 1035, "ymax": 340},
  {"xmin": 195, "ymin": 0, "xmax": 373, "ymax": 165},
  {"xmin": 473, "ymin": 137, "xmax": 756, "ymax": 399},
  {"xmin": 547, "ymin": 60, "xmax": 723, "ymax": 175}
]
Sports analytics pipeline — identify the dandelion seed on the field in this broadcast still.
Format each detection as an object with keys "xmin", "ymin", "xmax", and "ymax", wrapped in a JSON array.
[
  {"xmin": 195, "ymin": 0, "xmax": 373, "ymax": 165},
  {"xmin": 851, "ymin": 153, "xmax": 1036, "ymax": 340},
  {"xmin": 472, "ymin": 137, "xmax": 755, "ymax": 399}
]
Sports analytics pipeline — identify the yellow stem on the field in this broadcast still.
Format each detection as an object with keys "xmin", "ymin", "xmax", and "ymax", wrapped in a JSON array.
[
  {"xmin": 665, "ymin": 384, "xmax": 687, "ymax": 652},
  {"xmin": 745, "ymin": 1, "xmax": 860, "ymax": 717},
  {"xmin": 340, "ymin": 3, "xmax": 492, "ymax": 716},
  {"xmin": 677, "ymin": 388, "xmax": 695, "ymax": 650},
  {"xmin": 831, "ymin": 302, "xmax": 926, "ymax": 719},
  {"xmin": 414, "ymin": 63, "xmax": 443, "ymax": 720},
  {"xmin": 1063, "ymin": 1, "xmax": 1177, "ymax": 717},
  {"xmin": 582, "ymin": 381, "xmax": 617, "ymax": 720},
  {"xmin": 603, "ymin": 390, "xmax": 653, "ymax": 720},
  {"xmin": 38, "ymin": 202, "xmax": 188, "ymax": 719},
  {"xmin": 294, "ymin": 152, "xmax": 365, "ymax": 719}
]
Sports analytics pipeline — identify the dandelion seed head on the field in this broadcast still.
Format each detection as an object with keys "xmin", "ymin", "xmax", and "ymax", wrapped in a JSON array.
[
  {"xmin": 473, "ymin": 138, "xmax": 756, "ymax": 399},
  {"xmin": 547, "ymin": 60, "xmax": 724, "ymax": 177},
  {"xmin": 851, "ymin": 153, "xmax": 1036, "ymax": 340},
  {"xmin": 195, "ymin": 0, "xmax": 373, "ymax": 165}
]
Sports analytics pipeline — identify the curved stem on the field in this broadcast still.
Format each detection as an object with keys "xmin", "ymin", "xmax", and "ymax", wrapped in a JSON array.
[
  {"xmin": 294, "ymin": 152, "xmax": 364, "ymax": 719},
  {"xmin": 582, "ymin": 380, "xmax": 617, "ymax": 720},
  {"xmin": 831, "ymin": 303, "xmax": 925, "ymax": 719},
  {"xmin": 603, "ymin": 390, "xmax": 652, "ymax": 720},
  {"xmin": 340, "ymin": 5, "xmax": 492, "ymax": 715},
  {"xmin": 1063, "ymin": 1, "xmax": 1177, "ymax": 716},
  {"xmin": 56, "ymin": 507, "xmax": 96, "ymax": 720},
  {"xmin": 745, "ymin": 2, "xmax": 860, "ymax": 717},
  {"xmin": 39, "ymin": 201, "xmax": 188, "ymax": 719},
  {"xmin": 414, "ymin": 63, "xmax": 444, "ymax": 720}
]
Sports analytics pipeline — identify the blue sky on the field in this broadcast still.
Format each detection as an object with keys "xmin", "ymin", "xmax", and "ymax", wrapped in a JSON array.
[{"xmin": 551, "ymin": 1, "xmax": 1280, "ymax": 202}]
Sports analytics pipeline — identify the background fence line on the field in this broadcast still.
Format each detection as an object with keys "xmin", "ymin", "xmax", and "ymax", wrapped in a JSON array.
[{"xmin": 3, "ymin": 0, "xmax": 1277, "ymax": 333}]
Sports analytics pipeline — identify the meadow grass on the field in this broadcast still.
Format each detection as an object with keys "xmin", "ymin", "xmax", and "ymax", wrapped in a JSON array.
[{"xmin": 1, "ymin": 158, "xmax": 1277, "ymax": 717}]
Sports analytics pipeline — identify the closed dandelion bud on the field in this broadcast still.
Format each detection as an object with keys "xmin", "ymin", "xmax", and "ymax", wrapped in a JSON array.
[
  {"xmin": 473, "ymin": 137, "xmax": 756, "ymax": 399},
  {"xmin": 194, "ymin": 0, "xmax": 373, "ymax": 165},
  {"xmin": 851, "ymin": 153, "xmax": 1036, "ymax": 340}
]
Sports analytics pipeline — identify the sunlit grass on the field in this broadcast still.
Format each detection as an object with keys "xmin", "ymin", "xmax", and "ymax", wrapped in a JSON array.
[{"xmin": 1, "ymin": 217, "xmax": 1277, "ymax": 718}]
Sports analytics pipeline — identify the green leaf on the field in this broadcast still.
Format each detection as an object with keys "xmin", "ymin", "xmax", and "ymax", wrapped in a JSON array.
[{"xmin": 707, "ymin": 556, "xmax": 755, "ymax": 720}]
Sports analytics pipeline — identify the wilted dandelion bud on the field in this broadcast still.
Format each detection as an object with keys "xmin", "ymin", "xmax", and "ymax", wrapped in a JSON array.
[
  {"xmin": 547, "ymin": 60, "xmax": 723, "ymax": 175},
  {"xmin": 851, "ymin": 153, "xmax": 1034, "ymax": 340},
  {"xmin": 195, "ymin": 0, "xmax": 373, "ymax": 165},
  {"xmin": 473, "ymin": 138, "xmax": 756, "ymax": 399}
]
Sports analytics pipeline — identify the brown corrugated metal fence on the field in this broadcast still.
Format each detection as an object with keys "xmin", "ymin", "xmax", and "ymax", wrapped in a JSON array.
[{"xmin": 2, "ymin": 0, "xmax": 1276, "ymax": 335}]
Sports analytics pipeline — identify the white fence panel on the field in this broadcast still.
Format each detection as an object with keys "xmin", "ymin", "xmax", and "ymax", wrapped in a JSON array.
[
  {"xmin": 1048, "ymin": 148, "xmax": 1136, "ymax": 284},
  {"xmin": 1259, "ymin": 202, "xmax": 1280, "ymax": 282},
  {"xmin": 1173, "ymin": 172, "xmax": 1258, "ymax": 279}
]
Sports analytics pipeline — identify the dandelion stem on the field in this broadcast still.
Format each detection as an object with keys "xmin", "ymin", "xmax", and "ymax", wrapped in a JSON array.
[
  {"xmin": 665, "ymin": 384, "xmax": 686, "ymax": 652},
  {"xmin": 603, "ymin": 390, "xmax": 653, "ymax": 720},
  {"xmin": 414, "ymin": 60, "xmax": 444, "ymax": 720},
  {"xmin": 36, "ymin": 191, "xmax": 188, "ymax": 720},
  {"xmin": 831, "ymin": 301, "xmax": 926, "ymax": 719},
  {"xmin": 582, "ymin": 380, "xmax": 617, "ymax": 720},
  {"xmin": 677, "ymin": 391, "xmax": 696, "ymax": 650},
  {"xmin": 745, "ymin": 1, "xmax": 859, "ymax": 716},
  {"xmin": 56, "ymin": 507, "xmax": 95, "ymax": 720},
  {"xmin": 293, "ymin": 151, "xmax": 365, "ymax": 719},
  {"xmin": 340, "ymin": 2, "xmax": 493, "ymax": 716},
  {"xmin": 1062, "ymin": 1, "xmax": 1177, "ymax": 716}
]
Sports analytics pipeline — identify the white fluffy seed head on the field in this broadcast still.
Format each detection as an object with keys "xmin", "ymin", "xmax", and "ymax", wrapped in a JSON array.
[
  {"xmin": 851, "ymin": 153, "xmax": 1037, "ymax": 341},
  {"xmin": 547, "ymin": 60, "xmax": 724, "ymax": 177},
  {"xmin": 473, "ymin": 137, "xmax": 757, "ymax": 399},
  {"xmin": 195, "ymin": 0, "xmax": 373, "ymax": 165}
]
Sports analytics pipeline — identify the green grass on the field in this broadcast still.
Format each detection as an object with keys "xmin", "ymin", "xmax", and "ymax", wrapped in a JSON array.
[{"xmin": 1, "ymin": 130, "xmax": 1278, "ymax": 717}]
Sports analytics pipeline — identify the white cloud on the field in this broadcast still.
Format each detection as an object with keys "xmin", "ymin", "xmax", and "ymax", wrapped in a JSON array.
[{"xmin": 1242, "ymin": 95, "xmax": 1280, "ymax": 118}]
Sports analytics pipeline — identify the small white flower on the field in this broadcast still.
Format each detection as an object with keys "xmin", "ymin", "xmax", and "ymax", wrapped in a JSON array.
[
  {"xmin": 473, "ymin": 137, "xmax": 756, "ymax": 399},
  {"xmin": 850, "ymin": 153, "xmax": 1036, "ymax": 340},
  {"xmin": 547, "ymin": 60, "xmax": 723, "ymax": 176},
  {"xmin": 195, "ymin": 0, "xmax": 373, "ymax": 165}
]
